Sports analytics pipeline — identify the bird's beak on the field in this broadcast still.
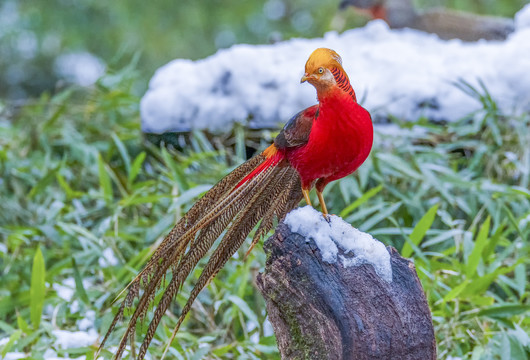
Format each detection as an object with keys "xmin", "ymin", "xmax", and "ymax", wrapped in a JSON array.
[{"xmin": 300, "ymin": 73, "xmax": 310, "ymax": 83}]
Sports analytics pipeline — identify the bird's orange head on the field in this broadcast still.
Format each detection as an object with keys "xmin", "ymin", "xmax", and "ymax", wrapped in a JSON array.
[{"xmin": 301, "ymin": 48, "xmax": 349, "ymax": 93}]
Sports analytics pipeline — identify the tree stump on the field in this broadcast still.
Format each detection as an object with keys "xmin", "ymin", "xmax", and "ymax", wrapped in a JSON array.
[{"xmin": 256, "ymin": 222, "xmax": 436, "ymax": 360}]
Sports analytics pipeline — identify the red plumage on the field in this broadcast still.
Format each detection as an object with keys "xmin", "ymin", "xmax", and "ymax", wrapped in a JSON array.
[{"xmin": 286, "ymin": 86, "xmax": 372, "ymax": 192}]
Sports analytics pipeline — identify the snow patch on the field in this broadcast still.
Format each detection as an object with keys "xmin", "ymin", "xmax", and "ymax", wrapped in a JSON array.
[
  {"xmin": 2, "ymin": 352, "xmax": 26, "ymax": 360},
  {"xmin": 3, "ymin": 347, "xmax": 89, "ymax": 359},
  {"xmin": 52, "ymin": 329, "xmax": 98, "ymax": 349},
  {"xmin": 515, "ymin": 3, "xmax": 530, "ymax": 29},
  {"xmin": 284, "ymin": 206, "xmax": 392, "ymax": 282},
  {"xmin": 98, "ymin": 248, "xmax": 119, "ymax": 267},
  {"xmin": 54, "ymin": 52, "xmax": 106, "ymax": 87},
  {"xmin": 141, "ymin": 5, "xmax": 530, "ymax": 134},
  {"xmin": 43, "ymin": 348, "xmax": 86, "ymax": 360},
  {"xmin": 53, "ymin": 278, "xmax": 76, "ymax": 301},
  {"xmin": 52, "ymin": 278, "xmax": 94, "ymax": 305}
]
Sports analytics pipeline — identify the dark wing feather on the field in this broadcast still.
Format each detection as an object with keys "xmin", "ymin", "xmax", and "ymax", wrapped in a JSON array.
[{"xmin": 274, "ymin": 104, "xmax": 318, "ymax": 149}]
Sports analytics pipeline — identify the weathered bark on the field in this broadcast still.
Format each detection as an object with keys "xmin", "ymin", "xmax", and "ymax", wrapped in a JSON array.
[{"xmin": 256, "ymin": 222, "xmax": 436, "ymax": 360}]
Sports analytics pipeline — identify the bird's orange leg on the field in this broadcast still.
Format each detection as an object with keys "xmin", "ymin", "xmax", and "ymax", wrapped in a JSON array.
[
  {"xmin": 316, "ymin": 189, "xmax": 329, "ymax": 217},
  {"xmin": 302, "ymin": 188, "xmax": 312, "ymax": 207}
]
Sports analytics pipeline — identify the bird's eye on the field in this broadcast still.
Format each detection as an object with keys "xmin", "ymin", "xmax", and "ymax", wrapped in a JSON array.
[{"xmin": 318, "ymin": 67, "xmax": 324, "ymax": 74}]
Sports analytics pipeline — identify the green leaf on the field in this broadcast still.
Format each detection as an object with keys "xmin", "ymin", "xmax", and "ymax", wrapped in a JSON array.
[
  {"xmin": 442, "ymin": 279, "xmax": 470, "ymax": 303},
  {"xmin": 17, "ymin": 315, "xmax": 30, "ymax": 335},
  {"xmin": 340, "ymin": 184, "xmax": 383, "ymax": 218},
  {"xmin": 161, "ymin": 148, "xmax": 188, "ymax": 190},
  {"xmin": 376, "ymin": 153, "xmax": 422, "ymax": 180},
  {"xmin": 466, "ymin": 217, "xmax": 490, "ymax": 278},
  {"xmin": 401, "ymin": 204, "xmax": 439, "ymax": 258},
  {"xmin": 42, "ymin": 102, "xmax": 67, "ymax": 131},
  {"xmin": 513, "ymin": 264, "xmax": 526, "ymax": 298},
  {"xmin": 478, "ymin": 304, "xmax": 530, "ymax": 319},
  {"xmin": 227, "ymin": 295, "xmax": 258, "ymax": 325},
  {"xmin": 56, "ymin": 173, "xmax": 84, "ymax": 199},
  {"xmin": 72, "ymin": 258, "xmax": 90, "ymax": 305},
  {"xmin": 97, "ymin": 153, "xmax": 113, "ymax": 203},
  {"xmin": 28, "ymin": 165, "xmax": 60, "ymax": 199},
  {"xmin": 360, "ymin": 201, "xmax": 402, "ymax": 232},
  {"xmin": 191, "ymin": 345, "xmax": 211, "ymax": 360},
  {"xmin": 111, "ymin": 132, "xmax": 131, "ymax": 174},
  {"xmin": 461, "ymin": 264, "xmax": 517, "ymax": 298},
  {"xmin": 482, "ymin": 222, "xmax": 504, "ymax": 260},
  {"xmin": 119, "ymin": 194, "xmax": 167, "ymax": 207},
  {"xmin": 128, "ymin": 151, "xmax": 146, "ymax": 185},
  {"xmin": 30, "ymin": 247, "xmax": 46, "ymax": 330},
  {"xmin": 0, "ymin": 330, "xmax": 22, "ymax": 358}
]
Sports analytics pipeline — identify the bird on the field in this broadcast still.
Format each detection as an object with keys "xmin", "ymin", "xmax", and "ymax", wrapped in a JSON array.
[
  {"xmin": 97, "ymin": 48, "xmax": 373, "ymax": 360},
  {"xmin": 340, "ymin": 0, "xmax": 515, "ymax": 41}
]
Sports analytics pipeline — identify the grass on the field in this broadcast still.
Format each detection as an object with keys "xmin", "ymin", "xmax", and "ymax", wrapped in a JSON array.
[{"xmin": 0, "ymin": 67, "xmax": 529, "ymax": 360}]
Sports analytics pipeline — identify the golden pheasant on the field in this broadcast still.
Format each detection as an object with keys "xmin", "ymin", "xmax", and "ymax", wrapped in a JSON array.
[
  {"xmin": 341, "ymin": 0, "xmax": 515, "ymax": 41},
  {"xmin": 98, "ymin": 48, "xmax": 373, "ymax": 359}
]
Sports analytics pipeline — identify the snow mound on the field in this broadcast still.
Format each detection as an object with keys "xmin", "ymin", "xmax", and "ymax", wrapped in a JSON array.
[
  {"xmin": 52, "ymin": 329, "xmax": 98, "ymax": 349},
  {"xmin": 284, "ymin": 206, "xmax": 392, "ymax": 282},
  {"xmin": 54, "ymin": 52, "xmax": 105, "ymax": 87},
  {"xmin": 515, "ymin": 3, "xmax": 530, "ymax": 29},
  {"xmin": 141, "ymin": 5, "xmax": 530, "ymax": 134}
]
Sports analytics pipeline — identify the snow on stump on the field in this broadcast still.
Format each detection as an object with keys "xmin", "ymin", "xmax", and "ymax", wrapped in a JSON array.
[{"xmin": 256, "ymin": 206, "xmax": 436, "ymax": 360}]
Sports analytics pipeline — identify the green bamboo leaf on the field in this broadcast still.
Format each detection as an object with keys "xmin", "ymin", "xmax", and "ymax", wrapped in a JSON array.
[
  {"xmin": 442, "ymin": 280, "xmax": 470, "ymax": 303},
  {"xmin": 191, "ymin": 346, "xmax": 211, "ymax": 360},
  {"xmin": 28, "ymin": 165, "xmax": 60, "ymax": 199},
  {"xmin": 128, "ymin": 151, "xmax": 146, "ymax": 185},
  {"xmin": 514, "ymin": 264, "xmax": 526, "ymax": 298},
  {"xmin": 161, "ymin": 148, "xmax": 188, "ymax": 190},
  {"xmin": 0, "ymin": 330, "xmax": 22, "ymax": 358},
  {"xmin": 30, "ymin": 247, "xmax": 45, "ymax": 330},
  {"xmin": 97, "ymin": 153, "xmax": 113, "ymax": 203},
  {"xmin": 42, "ymin": 102, "xmax": 67, "ymax": 131},
  {"xmin": 340, "ymin": 184, "xmax": 383, "ymax": 218},
  {"xmin": 482, "ymin": 222, "xmax": 504, "ymax": 260},
  {"xmin": 376, "ymin": 153, "xmax": 422, "ymax": 180},
  {"xmin": 460, "ymin": 264, "xmax": 518, "ymax": 298},
  {"xmin": 119, "ymin": 194, "xmax": 167, "ymax": 207},
  {"xmin": 227, "ymin": 295, "xmax": 258, "ymax": 326},
  {"xmin": 466, "ymin": 217, "xmax": 490, "ymax": 278},
  {"xmin": 360, "ymin": 201, "xmax": 402, "ymax": 232},
  {"xmin": 72, "ymin": 258, "xmax": 90, "ymax": 305},
  {"xmin": 111, "ymin": 132, "xmax": 131, "ymax": 174},
  {"xmin": 401, "ymin": 204, "xmax": 439, "ymax": 258},
  {"xmin": 477, "ymin": 304, "xmax": 530, "ymax": 319},
  {"xmin": 17, "ymin": 315, "xmax": 30, "ymax": 334},
  {"xmin": 56, "ymin": 173, "xmax": 84, "ymax": 199}
]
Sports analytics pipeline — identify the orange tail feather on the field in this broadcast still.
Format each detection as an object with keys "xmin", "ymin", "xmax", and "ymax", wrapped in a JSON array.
[{"xmin": 235, "ymin": 144, "xmax": 283, "ymax": 188}]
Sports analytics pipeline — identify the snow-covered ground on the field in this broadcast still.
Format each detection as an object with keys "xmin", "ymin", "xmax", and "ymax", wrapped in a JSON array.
[
  {"xmin": 1, "ymin": 278, "xmax": 99, "ymax": 360},
  {"xmin": 54, "ymin": 52, "xmax": 106, "ymax": 87},
  {"xmin": 284, "ymin": 206, "xmax": 392, "ymax": 282},
  {"xmin": 141, "ymin": 4, "xmax": 530, "ymax": 134},
  {"xmin": 1, "ymin": 318, "xmax": 97, "ymax": 360}
]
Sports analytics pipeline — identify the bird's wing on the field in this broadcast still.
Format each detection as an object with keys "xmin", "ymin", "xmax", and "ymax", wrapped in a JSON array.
[{"xmin": 274, "ymin": 104, "xmax": 318, "ymax": 149}]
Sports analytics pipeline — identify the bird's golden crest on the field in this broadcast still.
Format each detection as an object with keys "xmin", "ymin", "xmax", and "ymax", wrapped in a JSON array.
[{"xmin": 304, "ymin": 48, "xmax": 345, "ymax": 75}]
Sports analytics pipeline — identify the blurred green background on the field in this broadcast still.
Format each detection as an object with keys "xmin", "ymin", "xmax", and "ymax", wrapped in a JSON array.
[{"xmin": 0, "ymin": 0, "xmax": 527, "ymax": 99}]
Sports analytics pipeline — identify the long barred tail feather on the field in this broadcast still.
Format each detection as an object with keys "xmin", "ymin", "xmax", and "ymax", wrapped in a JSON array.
[
  {"xmin": 97, "ymin": 149, "xmax": 302, "ymax": 360},
  {"xmin": 96, "ymin": 154, "xmax": 268, "ymax": 357},
  {"xmin": 159, "ymin": 166, "xmax": 302, "ymax": 359}
]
